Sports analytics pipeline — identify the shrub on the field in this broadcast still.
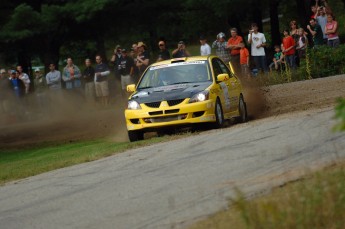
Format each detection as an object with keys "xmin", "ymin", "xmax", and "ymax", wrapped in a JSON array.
[
  {"xmin": 299, "ymin": 45, "xmax": 345, "ymax": 79},
  {"xmin": 334, "ymin": 98, "xmax": 345, "ymax": 132}
]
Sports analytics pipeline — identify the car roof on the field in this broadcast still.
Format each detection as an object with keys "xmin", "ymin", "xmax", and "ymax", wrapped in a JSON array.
[{"xmin": 150, "ymin": 55, "xmax": 215, "ymax": 67}]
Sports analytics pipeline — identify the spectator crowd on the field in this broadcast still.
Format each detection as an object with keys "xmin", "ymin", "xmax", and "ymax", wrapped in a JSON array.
[{"xmin": 0, "ymin": 0, "xmax": 341, "ymax": 123}]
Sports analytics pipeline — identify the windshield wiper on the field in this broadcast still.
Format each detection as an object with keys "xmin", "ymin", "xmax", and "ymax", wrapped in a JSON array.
[
  {"xmin": 170, "ymin": 82, "xmax": 193, "ymax": 85},
  {"xmin": 137, "ymin": 86, "xmax": 153, "ymax": 89}
]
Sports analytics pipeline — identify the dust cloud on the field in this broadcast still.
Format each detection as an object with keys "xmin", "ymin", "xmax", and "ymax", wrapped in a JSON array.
[
  {"xmin": 0, "ymin": 81, "xmax": 129, "ymax": 149},
  {"xmin": 241, "ymin": 78, "xmax": 269, "ymax": 120}
]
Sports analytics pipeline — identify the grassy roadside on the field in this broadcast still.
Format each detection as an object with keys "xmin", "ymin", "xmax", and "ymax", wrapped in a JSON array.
[
  {"xmin": 0, "ymin": 135, "xmax": 184, "ymax": 185},
  {"xmin": 188, "ymin": 162, "xmax": 345, "ymax": 229}
]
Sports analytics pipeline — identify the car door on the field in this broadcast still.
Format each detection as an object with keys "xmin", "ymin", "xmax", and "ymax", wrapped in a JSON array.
[
  {"xmin": 211, "ymin": 58, "xmax": 231, "ymax": 114},
  {"xmin": 213, "ymin": 58, "xmax": 241, "ymax": 112}
]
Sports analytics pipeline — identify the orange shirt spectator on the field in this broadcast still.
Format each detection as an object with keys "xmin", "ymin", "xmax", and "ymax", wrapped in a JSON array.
[
  {"xmin": 227, "ymin": 35, "xmax": 243, "ymax": 56},
  {"xmin": 240, "ymin": 46, "xmax": 249, "ymax": 65}
]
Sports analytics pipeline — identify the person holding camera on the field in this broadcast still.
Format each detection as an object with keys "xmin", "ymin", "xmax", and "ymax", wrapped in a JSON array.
[
  {"xmin": 248, "ymin": 23, "xmax": 268, "ymax": 73},
  {"xmin": 110, "ymin": 45, "xmax": 122, "ymax": 79},
  {"xmin": 172, "ymin": 41, "xmax": 191, "ymax": 58},
  {"xmin": 316, "ymin": 6, "xmax": 328, "ymax": 43},
  {"xmin": 212, "ymin": 32, "xmax": 229, "ymax": 63}
]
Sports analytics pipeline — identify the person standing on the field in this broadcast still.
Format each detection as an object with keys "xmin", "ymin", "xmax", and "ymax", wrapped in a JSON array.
[
  {"xmin": 248, "ymin": 23, "xmax": 268, "ymax": 73},
  {"xmin": 16, "ymin": 65, "xmax": 30, "ymax": 95},
  {"xmin": 227, "ymin": 28, "xmax": 243, "ymax": 74},
  {"xmin": 199, "ymin": 35, "xmax": 211, "ymax": 56},
  {"xmin": 62, "ymin": 57, "xmax": 81, "ymax": 90},
  {"xmin": 156, "ymin": 40, "xmax": 171, "ymax": 62},
  {"xmin": 94, "ymin": 55, "xmax": 110, "ymax": 106},
  {"xmin": 172, "ymin": 41, "xmax": 191, "ymax": 58},
  {"xmin": 119, "ymin": 49, "xmax": 135, "ymax": 98},
  {"xmin": 281, "ymin": 29, "xmax": 296, "ymax": 70},
  {"xmin": 325, "ymin": 14, "xmax": 340, "ymax": 48},
  {"xmin": 239, "ymin": 42, "xmax": 250, "ymax": 78},
  {"xmin": 33, "ymin": 68, "xmax": 47, "ymax": 112},
  {"xmin": 82, "ymin": 58, "xmax": 95, "ymax": 104},
  {"xmin": 316, "ymin": 6, "xmax": 328, "ymax": 44},
  {"xmin": 46, "ymin": 63, "xmax": 62, "ymax": 110},
  {"xmin": 110, "ymin": 45, "xmax": 122, "ymax": 79},
  {"xmin": 212, "ymin": 32, "xmax": 229, "ymax": 64},
  {"xmin": 46, "ymin": 63, "xmax": 62, "ymax": 90},
  {"xmin": 136, "ymin": 41, "xmax": 150, "ymax": 77},
  {"xmin": 295, "ymin": 28, "xmax": 308, "ymax": 60},
  {"xmin": 307, "ymin": 18, "xmax": 324, "ymax": 48},
  {"xmin": 0, "ymin": 69, "xmax": 12, "ymax": 115}
]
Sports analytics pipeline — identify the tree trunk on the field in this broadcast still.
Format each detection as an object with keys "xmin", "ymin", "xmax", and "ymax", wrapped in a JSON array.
[
  {"xmin": 296, "ymin": 0, "xmax": 310, "ymax": 28},
  {"xmin": 251, "ymin": 0, "xmax": 263, "ymax": 32},
  {"xmin": 269, "ymin": 0, "xmax": 281, "ymax": 47}
]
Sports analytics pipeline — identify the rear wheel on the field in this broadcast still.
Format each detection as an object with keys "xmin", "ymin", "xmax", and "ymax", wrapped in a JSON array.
[
  {"xmin": 214, "ymin": 99, "xmax": 224, "ymax": 128},
  {"xmin": 128, "ymin": 130, "xmax": 144, "ymax": 142},
  {"xmin": 238, "ymin": 95, "xmax": 248, "ymax": 123}
]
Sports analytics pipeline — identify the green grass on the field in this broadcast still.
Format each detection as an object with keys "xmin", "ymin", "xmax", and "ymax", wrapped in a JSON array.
[
  {"xmin": 0, "ymin": 136, "xmax": 179, "ymax": 185},
  {"xmin": 189, "ymin": 162, "xmax": 345, "ymax": 229}
]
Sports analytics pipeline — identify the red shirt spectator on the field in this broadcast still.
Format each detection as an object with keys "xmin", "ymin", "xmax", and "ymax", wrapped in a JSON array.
[{"xmin": 282, "ymin": 33, "xmax": 295, "ymax": 56}]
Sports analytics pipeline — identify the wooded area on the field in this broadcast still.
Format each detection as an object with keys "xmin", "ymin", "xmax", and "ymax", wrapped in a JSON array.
[{"xmin": 0, "ymin": 0, "xmax": 344, "ymax": 73}]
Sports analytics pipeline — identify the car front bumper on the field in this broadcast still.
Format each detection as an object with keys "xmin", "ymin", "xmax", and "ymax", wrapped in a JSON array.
[{"xmin": 125, "ymin": 100, "xmax": 216, "ymax": 131}]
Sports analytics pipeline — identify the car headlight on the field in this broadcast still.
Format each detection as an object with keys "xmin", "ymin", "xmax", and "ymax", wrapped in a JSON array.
[
  {"xmin": 189, "ymin": 91, "xmax": 209, "ymax": 103},
  {"xmin": 128, "ymin": 100, "xmax": 142, "ymax": 110}
]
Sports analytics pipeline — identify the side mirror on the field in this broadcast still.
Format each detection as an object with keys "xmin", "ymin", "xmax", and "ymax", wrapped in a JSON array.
[
  {"xmin": 217, "ymin": 73, "xmax": 230, "ymax": 82},
  {"xmin": 127, "ymin": 84, "xmax": 136, "ymax": 92}
]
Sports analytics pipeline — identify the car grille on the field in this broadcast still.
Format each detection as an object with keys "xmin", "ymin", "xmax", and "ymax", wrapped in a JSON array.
[
  {"xmin": 144, "ymin": 99, "xmax": 185, "ymax": 108},
  {"xmin": 144, "ymin": 114, "xmax": 187, "ymax": 123},
  {"xmin": 145, "ymin": 102, "xmax": 161, "ymax": 108},
  {"xmin": 167, "ymin": 99, "xmax": 185, "ymax": 106}
]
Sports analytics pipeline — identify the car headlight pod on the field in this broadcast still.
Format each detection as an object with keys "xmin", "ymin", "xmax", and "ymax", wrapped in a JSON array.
[
  {"xmin": 128, "ymin": 100, "xmax": 142, "ymax": 110},
  {"xmin": 189, "ymin": 91, "xmax": 209, "ymax": 103}
]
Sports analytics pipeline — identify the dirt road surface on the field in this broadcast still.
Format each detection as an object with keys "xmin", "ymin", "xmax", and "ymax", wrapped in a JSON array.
[{"xmin": 0, "ymin": 75, "xmax": 344, "ymax": 229}]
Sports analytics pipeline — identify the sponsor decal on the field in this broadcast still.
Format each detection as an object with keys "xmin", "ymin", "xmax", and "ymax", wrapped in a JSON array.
[
  {"xmin": 153, "ymin": 84, "xmax": 187, "ymax": 92},
  {"xmin": 150, "ymin": 61, "xmax": 206, "ymax": 70},
  {"xmin": 220, "ymin": 82, "xmax": 231, "ymax": 110}
]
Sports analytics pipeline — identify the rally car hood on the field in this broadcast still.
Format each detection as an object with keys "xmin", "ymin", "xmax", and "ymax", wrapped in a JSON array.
[{"xmin": 129, "ymin": 82, "xmax": 211, "ymax": 104}]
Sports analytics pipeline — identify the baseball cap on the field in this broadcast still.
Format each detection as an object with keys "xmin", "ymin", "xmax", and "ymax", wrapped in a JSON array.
[
  {"xmin": 11, "ymin": 70, "xmax": 16, "ymax": 74},
  {"xmin": 178, "ymin": 41, "xmax": 185, "ymax": 45},
  {"xmin": 34, "ymin": 68, "xmax": 40, "ymax": 72},
  {"xmin": 137, "ymin": 41, "xmax": 146, "ymax": 48},
  {"xmin": 121, "ymin": 49, "xmax": 127, "ymax": 53},
  {"xmin": 217, "ymin": 32, "xmax": 226, "ymax": 38},
  {"xmin": 0, "ymin": 69, "xmax": 6, "ymax": 74}
]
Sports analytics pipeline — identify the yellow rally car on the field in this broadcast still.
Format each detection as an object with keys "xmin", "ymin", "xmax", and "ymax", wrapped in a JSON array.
[{"xmin": 125, "ymin": 55, "xmax": 247, "ymax": 142}]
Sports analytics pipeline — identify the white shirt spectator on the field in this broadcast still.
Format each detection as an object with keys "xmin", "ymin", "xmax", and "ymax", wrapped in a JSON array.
[
  {"xmin": 248, "ymin": 32, "xmax": 266, "ymax": 56},
  {"xmin": 200, "ymin": 43, "xmax": 211, "ymax": 56}
]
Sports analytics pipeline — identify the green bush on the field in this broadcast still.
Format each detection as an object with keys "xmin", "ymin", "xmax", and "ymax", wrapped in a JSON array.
[{"xmin": 298, "ymin": 45, "xmax": 345, "ymax": 79}]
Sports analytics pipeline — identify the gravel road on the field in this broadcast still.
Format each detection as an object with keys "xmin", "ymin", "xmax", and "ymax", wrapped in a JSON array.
[{"xmin": 1, "ymin": 107, "xmax": 344, "ymax": 229}]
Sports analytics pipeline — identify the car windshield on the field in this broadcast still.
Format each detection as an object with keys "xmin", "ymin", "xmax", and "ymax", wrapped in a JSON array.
[{"xmin": 137, "ymin": 61, "xmax": 211, "ymax": 89}]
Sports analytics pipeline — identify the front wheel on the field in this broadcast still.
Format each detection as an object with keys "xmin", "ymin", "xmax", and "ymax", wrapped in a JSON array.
[
  {"xmin": 128, "ymin": 130, "xmax": 144, "ymax": 142},
  {"xmin": 214, "ymin": 99, "xmax": 224, "ymax": 128}
]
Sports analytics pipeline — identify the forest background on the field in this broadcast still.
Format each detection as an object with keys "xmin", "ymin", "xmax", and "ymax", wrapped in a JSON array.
[{"xmin": 0, "ymin": 0, "xmax": 344, "ymax": 75}]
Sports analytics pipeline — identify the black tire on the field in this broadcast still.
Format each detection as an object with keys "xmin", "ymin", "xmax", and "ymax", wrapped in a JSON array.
[
  {"xmin": 214, "ymin": 99, "xmax": 224, "ymax": 128},
  {"xmin": 128, "ymin": 130, "xmax": 144, "ymax": 142},
  {"xmin": 238, "ymin": 95, "xmax": 248, "ymax": 123}
]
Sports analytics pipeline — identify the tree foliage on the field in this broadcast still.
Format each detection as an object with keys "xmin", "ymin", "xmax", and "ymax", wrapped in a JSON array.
[{"xmin": 0, "ymin": 0, "xmax": 344, "ymax": 70}]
